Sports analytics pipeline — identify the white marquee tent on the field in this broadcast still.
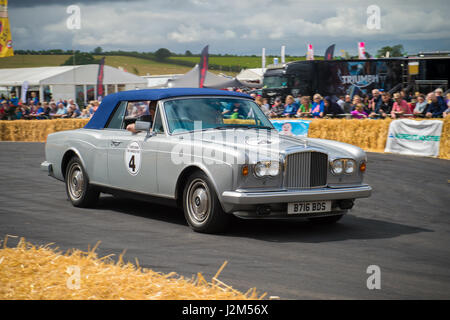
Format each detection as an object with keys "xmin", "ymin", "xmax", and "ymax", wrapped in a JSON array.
[
  {"xmin": 0, "ymin": 65, "xmax": 147, "ymax": 104},
  {"xmin": 236, "ymin": 68, "xmax": 265, "ymax": 83}
]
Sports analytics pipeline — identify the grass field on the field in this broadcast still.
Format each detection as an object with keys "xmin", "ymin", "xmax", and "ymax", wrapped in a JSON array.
[
  {"xmin": 169, "ymin": 55, "xmax": 308, "ymax": 69},
  {"xmin": 0, "ymin": 54, "xmax": 239, "ymax": 76}
]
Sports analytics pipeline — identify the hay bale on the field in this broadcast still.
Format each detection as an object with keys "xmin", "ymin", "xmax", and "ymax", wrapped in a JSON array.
[
  {"xmin": 0, "ymin": 119, "xmax": 89, "ymax": 142},
  {"xmin": 0, "ymin": 237, "xmax": 264, "ymax": 300}
]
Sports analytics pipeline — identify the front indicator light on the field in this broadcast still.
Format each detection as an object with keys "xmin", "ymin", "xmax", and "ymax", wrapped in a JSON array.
[{"xmin": 360, "ymin": 162, "xmax": 366, "ymax": 172}]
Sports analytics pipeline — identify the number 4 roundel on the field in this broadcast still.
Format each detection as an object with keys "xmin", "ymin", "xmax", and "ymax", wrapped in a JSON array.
[{"xmin": 124, "ymin": 141, "xmax": 142, "ymax": 176}]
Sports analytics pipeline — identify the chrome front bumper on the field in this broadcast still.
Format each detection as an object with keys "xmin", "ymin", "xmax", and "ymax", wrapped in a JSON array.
[{"xmin": 222, "ymin": 185, "xmax": 372, "ymax": 205}]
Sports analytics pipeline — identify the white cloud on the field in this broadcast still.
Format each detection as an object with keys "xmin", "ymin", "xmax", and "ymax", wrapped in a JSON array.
[{"xmin": 8, "ymin": 0, "xmax": 450, "ymax": 55}]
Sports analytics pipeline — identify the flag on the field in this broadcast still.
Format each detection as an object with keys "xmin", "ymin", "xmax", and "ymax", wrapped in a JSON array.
[
  {"xmin": 199, "ymin": 45, "xmax": 209, "ymax": 88},
  {"xmin": 324, "ymin": 44, "xmax": 335, "ymax": 60},
  {"xmin": 306, "ymin": 44, "xmax": 314, "ymax": 60},
  {"xmin": 96, "ymin": 57, "xmax": 105, "ymax": 99},
  {"xmin": 358, "ymin": 42, "xmax": 366, "ymax": 59},
  {"xmin": 0, "ymin": 0, "xmax": 14, "ymax": 58},
  {"xmin": 281, "ymin": 45, "xmax": 286, "ymax": 64}
]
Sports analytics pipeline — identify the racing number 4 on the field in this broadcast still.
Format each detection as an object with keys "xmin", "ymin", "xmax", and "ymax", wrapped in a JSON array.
[{"xmin": 129, "ymin": 155, "xmax": 136, "ymax": 172}]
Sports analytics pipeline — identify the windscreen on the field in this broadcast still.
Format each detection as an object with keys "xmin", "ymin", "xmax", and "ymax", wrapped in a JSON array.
[{"xmin": 164, "ymin": 97, "xmax": 274, "ymax": 133}]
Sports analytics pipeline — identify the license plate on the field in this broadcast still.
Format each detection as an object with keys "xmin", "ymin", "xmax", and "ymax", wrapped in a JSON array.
[{"xmin": 288, "ymin": 201, "xmax": 331, "ymax": 215}]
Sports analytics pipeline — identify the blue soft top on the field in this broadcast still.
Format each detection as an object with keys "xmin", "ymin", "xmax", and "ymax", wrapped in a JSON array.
[{"xmin": 84, "ymin": 88, "xmax": 251, "ymax": 129}]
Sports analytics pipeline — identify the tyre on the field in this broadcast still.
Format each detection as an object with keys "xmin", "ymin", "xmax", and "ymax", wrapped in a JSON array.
[
  {"xmin": 308, "ymin": 214, "xmax": 344, "ymax": 224},
  {"xmin": 65, "ymin": 157, "xmax": 100, "ymax": 207},
  {"xmin": 182, "ymin": 171, "xmax": 230, "ymax": 233}
]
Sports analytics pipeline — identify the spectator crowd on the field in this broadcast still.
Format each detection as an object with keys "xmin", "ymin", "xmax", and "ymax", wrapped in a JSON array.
[
  {"xmin": 1, "ymin": 88, "xmax": 449, "ymax": 121},
  {"xmin": 0, "ymin": 91, "xmax": 100, "ymax": 121},
  {"xmin": 248, "ymin": 88, "xmax": 450, "ymax": 120}
]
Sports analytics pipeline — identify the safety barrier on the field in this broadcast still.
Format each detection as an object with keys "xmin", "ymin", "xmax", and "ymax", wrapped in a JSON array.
[{"xmin": 0, "ymin": 118, "xmax": 448, "ymax": 159}]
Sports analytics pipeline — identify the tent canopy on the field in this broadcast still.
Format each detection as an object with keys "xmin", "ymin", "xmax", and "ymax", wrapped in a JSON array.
[
  {"xmin": 167, "ymin": 65, "xmax": 260, "ymax": 89},
  {"xmin": 0, "ymin": 65, "xmax": 147, "ymax": 87},
  {"xmin": 236, "ymin": 68, "xmax": 265, "ymax": 82}
]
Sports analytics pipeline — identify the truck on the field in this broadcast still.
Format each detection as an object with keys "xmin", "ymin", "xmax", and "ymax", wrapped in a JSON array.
[{"xmin": 262, "ymin": 57, "xmax": 450, "ymax": 102}]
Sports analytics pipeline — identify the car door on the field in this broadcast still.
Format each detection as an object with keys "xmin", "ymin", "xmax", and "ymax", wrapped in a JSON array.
[{"xmin": 103, "ymin": 100, "xmax": 159, "ymax": 195}]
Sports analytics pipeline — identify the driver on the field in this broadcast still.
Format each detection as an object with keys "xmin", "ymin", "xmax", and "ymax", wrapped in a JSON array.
[{"xmin": 126, "ymin": 101, "xmax": 157, "ymax": 133}]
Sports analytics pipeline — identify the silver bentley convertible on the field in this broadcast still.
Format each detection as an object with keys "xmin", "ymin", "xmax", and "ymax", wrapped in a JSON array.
[{"xmin": 41, "ymin": 88, "xmax": 371, "ymax": 233}]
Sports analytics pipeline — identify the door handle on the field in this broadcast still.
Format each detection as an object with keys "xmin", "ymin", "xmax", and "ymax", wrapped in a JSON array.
[{"xmin": 111, "ymin": 140, "xmax": 122, "ymax": 147}]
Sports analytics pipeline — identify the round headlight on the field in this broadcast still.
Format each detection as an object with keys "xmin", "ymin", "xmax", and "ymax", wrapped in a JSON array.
[
  {"xmin": 255, "ymin": 162, "xmax": 268, "ymax": 177},
  {"xmin": 254, "ymin": 161, "xmax": 280, "ymax": 177},
  {"xmin": 331, "ymin": 160, "xmax": 344, "ymax": 174},
  {"xmin": 267, "ymin": 161, "xmax": 280, "ymax": 176},
  {"xmin": 345, "ymin": 160, "xmax": 356, "ymax": 174}
]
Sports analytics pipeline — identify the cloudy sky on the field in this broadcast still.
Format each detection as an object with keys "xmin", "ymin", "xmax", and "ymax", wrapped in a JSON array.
[{"xmin": 8, "ymin": 0, "xmax": 450, "ymax": 56}]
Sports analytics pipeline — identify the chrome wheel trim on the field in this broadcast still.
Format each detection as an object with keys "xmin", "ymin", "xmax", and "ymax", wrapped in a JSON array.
[
  {"xmin": 67, "ymin": 163, "xmax": 84, "ymax": 201},
  {"xmin": 186, "ymin": 178, "xmax": 211, "ymax": 225}
]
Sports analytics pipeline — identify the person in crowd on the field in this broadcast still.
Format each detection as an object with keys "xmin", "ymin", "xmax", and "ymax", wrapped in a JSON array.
[
  {"xmin": 49, "ymin": 102, "xmax": 58, "ymax": 117},
  {"xmin": 36, "ymin": 102, "xmax": 51, "ymax": 120},
  {"xmin": 413, "ymin": 94, "xmax": 428, "ymax": 116},
  {"xmin": 282, "ymin": 95, "xmax": 299, "ymax": 117},
  {"xmin": 254, "ymin": 95, "xmax": 270, "ymax": 116},
  {"xmin": 400, "ymin": 89, "xmax": 412, "ymax": 103},
  {"xmin": 351, "ymin": 95, "xmax": 362, "ymax": 111},
  {"xmin": 10, "ymin": 92, "xmax": 19, "ymax": 106},
  {"xmin": 351, "ymin": 103, "xmax": 368, "ymax": 119},
  {"xmin": 367, "ymin": 89, "xmax": 382, "ymax": 117},
  {"xmin": 261, "ymin": 98, "xmax": 271, "ymax": 116},
  {"xmin": 0, "ymin": 100, "xmax": 7, "ymax": 120},
  {"xmin": 368, "ymin": 92, "xmax": 392, "ymax": 119},
  {"xmin": 68, "ymin": 99, "xmax": 79, "ymax": 110},
  {"xmin": 29, "ymin": 92, "xmax": 39, "ymax": 105},
  {"xmin": 90, "ymin": 100, "xmax": 100, "ymax": 115},
  {"xmin": 362, "ymin": 95, "xmax": 371, "ymax": 113},
  {"xmin": 310, "ymin": 94, "xmax": 325, "ymax": 118},
  {"xmin": 78, "ymin": 109, "xmax": 91, "ymax": 119},
  {"xmin": 15, "ymin": 106, "xmax": 24, "ymax": 120},
  {"xmin": 323, "ymin": 96, "xmax": 343, "ymax": 117},
  {"xmin": 269, "ymin": 98, "xmax": 285, "ymax": 118},
  {"xmin": 424, "ymin": 93, "xmax": 447, "ymax": 118},
  {"xmin": 336, "ymin": 96, "xmax": 345, "ymax": 110},
  {"xmin": 53, "ymin": 103, "xmax": 67, "ymax": 118},
  {"xmin": 63, "ymin": 104, "xmax": 81, "ymax": 118},
  {"xmin": 391, "ymin": 93, "xmax": 410, "ymax": 119},
  {"xmin": 296, "ymin": 96, "xmax": 312, "ymax": 117},
  {"xmin": 434, "ymin": 88, "xmax": 445, "ymax": 104},
  {"xmin": 342, "ymin": 95, "xmax": 353, "ymax": 114}
]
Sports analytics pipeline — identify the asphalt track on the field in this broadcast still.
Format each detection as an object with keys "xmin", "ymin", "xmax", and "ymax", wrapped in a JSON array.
[{"xmin": 0, "ymin": 142, "xmax": 449, "ymax": 299}]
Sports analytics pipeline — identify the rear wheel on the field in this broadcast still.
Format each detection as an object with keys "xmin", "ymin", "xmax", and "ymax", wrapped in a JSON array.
[
  {"xmin": 308, "ymin": 214, "xmax": 344, "ymax": 224},
  {"xmin": 182, "ymin": 171, "xmax": 230, "ymax": 233},
  {"xmin": 65, "ymin": 157, "xmax": 99, "ymax": 207}
]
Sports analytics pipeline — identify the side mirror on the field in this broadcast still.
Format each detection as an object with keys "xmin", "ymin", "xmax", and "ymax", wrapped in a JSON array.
[{"xmin": 135, "ymin": 120, "xmax": 151, "ymax": 132}]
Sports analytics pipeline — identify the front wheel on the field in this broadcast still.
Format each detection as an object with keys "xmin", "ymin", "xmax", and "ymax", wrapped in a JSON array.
[
  {"xmin": 65, "ymin": 157, "xmax": 99, "ymax": 207},
  {"xmin": 182, "ymin": 171, "xmax": 230, "ymax": 233}
]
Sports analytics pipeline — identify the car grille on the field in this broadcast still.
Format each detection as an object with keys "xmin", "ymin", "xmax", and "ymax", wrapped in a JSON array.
[{"xmin": 284, "ymin": 152, "xmax": 328, "ymax": 189}]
